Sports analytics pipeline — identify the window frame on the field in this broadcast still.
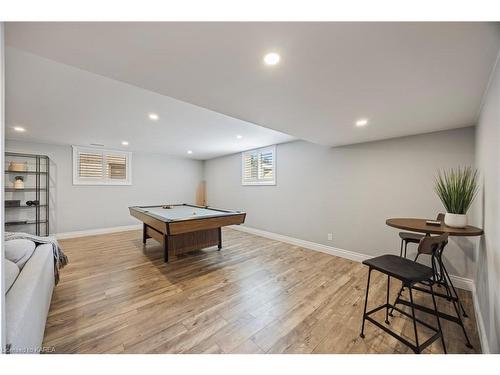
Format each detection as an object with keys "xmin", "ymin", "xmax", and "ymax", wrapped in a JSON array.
[
  {"xmin": 241, "ymin": 145, "xmax": 276, "ymax": 186},
  {"xmin": 72, "ymin": 145, "xmax": 132, "ymax": 186}
]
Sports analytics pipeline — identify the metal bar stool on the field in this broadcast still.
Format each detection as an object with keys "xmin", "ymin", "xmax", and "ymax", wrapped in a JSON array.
[
  {"xmin": 391, "ymin": 233, "xmax": 473, "ymax": 348},
  {"xmin": 359, "ymin": 234, "xmax": 448, "ymax": 354},
  {"xmin": 398, "ymin": 213, "xmax": 444, "ymax": 258}
]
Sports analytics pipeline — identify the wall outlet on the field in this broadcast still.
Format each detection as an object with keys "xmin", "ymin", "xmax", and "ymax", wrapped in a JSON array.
[{"xmin": 327, "ymin": 233, "xmax": 333, "ymax": 241}]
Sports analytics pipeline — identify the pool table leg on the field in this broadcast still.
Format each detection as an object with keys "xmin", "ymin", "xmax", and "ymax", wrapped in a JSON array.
[
  {"xmin": 142, "ymin": 223, "xmax": 147, "ymax": 244},
  {"xmin": 218, "ymin": 227, "xmax": 222, "ymax": 250},
  {"xmin": 163, "ymin": 234, "xmax": 169, "ymax": 262}
]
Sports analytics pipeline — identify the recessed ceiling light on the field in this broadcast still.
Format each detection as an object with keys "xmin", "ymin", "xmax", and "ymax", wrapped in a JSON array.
[
  {"xmin": 121, "ymin": 141, "xmax": 129, "ymax": 146},
  {"xmin": 148, "ymin": 113, "xmax": 159, "ymax": 121},
  {"xmin": 236, "ymin": 135, "xmax": 243, "ymax": 139},
  {"xmin": 187, "ymin": 150, "xmax": 193, "ymax": 155},
  {"xmin": 13, "ymin": 126, "xmax": 26, "ymax": 132},
  {"xmin": 355, "ymin": 119, "xmax": 369, "ymax": 127},
  {"xmin": 263, "ymin": 52, "xmax": 280, "ymax": 66}
]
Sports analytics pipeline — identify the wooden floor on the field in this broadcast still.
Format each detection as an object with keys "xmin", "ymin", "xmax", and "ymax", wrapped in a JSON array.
[{"xmin": 43, "ymin": 228, "xmax": 481, "ymax": 354}]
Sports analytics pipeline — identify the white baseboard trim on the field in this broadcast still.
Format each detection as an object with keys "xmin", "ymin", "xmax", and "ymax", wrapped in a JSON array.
[
  {"xmin": 55, "ymin": 224, "xmax": 142, "ymax": 239},
  {"xmin": 448, "ymin": 275, "xmax": 474, "ymax": 292},
  {"xmin": 230, "ymin": 225, "xmax": 368, "ymax": 263},
  {"xmin": 471, "ymin": 283, "xmax": 490, "ymax": 354},
  {"xmin": 230, "ymin": 225, "xmax": 474, "ymax": 292}
]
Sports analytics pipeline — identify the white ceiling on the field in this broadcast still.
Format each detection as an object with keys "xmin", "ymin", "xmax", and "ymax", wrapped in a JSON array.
[
  {"xmin": 5, "ymin": 48, "xmax": 294, "ymax": 160},
  {"xmin": 5, "ymin": 22, "xmax": 500, "ymax": 149}
]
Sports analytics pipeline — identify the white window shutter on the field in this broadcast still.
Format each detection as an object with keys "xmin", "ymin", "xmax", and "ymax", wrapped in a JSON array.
[
  {"xmin": 73, "ymin": 146, "xmax": 132, "ymax": 185},
  {"xmin": 242, "ymin": 151, "xmax": 258, "ymax": 182},
  {"xmin": 105, "ymin": 153, "xmax": 127, "ymax": 180},
  {"xmin": 259, "ymin": 149, "xmax": 274, "ymax": 181},
  {"xmin": 242, "ymin": 145, "xmax": 276, "ymax": 185},
  {"xmin": 78, "ymin": 152, "xmax": 103, "ymax": 178}
]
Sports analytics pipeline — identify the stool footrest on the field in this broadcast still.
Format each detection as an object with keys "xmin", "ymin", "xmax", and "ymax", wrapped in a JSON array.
[
  {"xmin": 412, "ymin": 284, "xmax": 459, "ymax": 303},
  {"xmin": 391, "ymin": 305, "xmax": 439, "ymax": 332},
  {"xmin": 363, "ymin": 302, "xmax": 442, "ymax": 354},
  {"xmin": 365, "ymin": 316, "xmax": 418, "ymax": 352},
  {"xmin": 396, "ymin": 298, "xmax": 460, "ymax": 325}
]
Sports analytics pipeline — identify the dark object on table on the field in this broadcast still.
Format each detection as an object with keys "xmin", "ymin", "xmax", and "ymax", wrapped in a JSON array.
[
  {"xmin": 426, "ymin": 220, "xmax": 441, "ymax": 226},
  {"xmin": 26, "ymin": 200, "xmax": 40, "ymax": 206},
  {"xmin": 162, "ymin": 205, "xmax": 173, "ymax": 209},
  {"xmin": 5, "ymin": 200, "xmax": 21, "ymax": 207},
  {"xmin": 360, "ymin": 235, "xmax": 449, "ymax": 354}
]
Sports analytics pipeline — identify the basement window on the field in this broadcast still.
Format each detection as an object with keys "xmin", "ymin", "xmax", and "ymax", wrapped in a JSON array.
[
  {"xmin": 72, "ymin": 145, "xmax": 132, "ymax": 185},
  {"xmin": 242, "ymin": 145, "xmax": 276, "ymax": 186}
]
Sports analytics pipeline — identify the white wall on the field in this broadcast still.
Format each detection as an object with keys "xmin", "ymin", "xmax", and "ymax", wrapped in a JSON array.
[
  {"xmin": 0, "ymin": 21, "xmax": 6, "ymax": 354},
  {"xmin": 206, "ymin": 127, "xmax": 477, "ymax": 279},
  {"xmin": 5, "ymin": 140, "xmax": 204, "ymax": 234},
  {"xmin": 474, "ymin": 52, "xmax": 500, "ymax": 353}
]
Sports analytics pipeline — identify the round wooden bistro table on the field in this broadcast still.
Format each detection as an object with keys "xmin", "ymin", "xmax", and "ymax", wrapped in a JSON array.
[
  {"xmin": 386, "ymin": 218, "xmax": 483, "ymax": 237},
  {"xmin": 386, "ymin": 218, "xmax": 483, "ymax": 348}
]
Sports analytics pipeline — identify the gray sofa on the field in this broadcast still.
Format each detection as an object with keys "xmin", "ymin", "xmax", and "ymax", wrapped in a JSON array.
[{"xmin": 5, "ymin": 242, "xmax": 55, "ymax": 354}]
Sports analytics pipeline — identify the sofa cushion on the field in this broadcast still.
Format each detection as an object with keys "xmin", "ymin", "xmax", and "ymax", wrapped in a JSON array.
[
  {"xmin": 5, "ymin": 239, "xmax": 36, "ymax": 269},
  {"xmin": 5, "ymin": 258, "xmax": 20, "ymax": 293}
]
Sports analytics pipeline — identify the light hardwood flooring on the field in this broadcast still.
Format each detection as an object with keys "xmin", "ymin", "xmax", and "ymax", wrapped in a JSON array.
[{"xmin": 43, "ymin": 228, "xmax": 481, "ymax": 354}]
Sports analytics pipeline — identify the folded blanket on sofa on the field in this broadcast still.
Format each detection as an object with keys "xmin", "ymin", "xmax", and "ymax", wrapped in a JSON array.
[{"xmin": 5, "ymin": 232, "xmax": 68, "ymax": 284}]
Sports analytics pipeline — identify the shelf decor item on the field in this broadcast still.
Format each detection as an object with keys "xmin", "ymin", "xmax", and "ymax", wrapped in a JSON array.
[
  {"xmin": 434, "ymin": 166, "xmax": 479, "ymax": 228},
  {"xmin": 8, "ymin": 161, "xmax": 28, "ymax": 172},
  {"xmin": 5, "ymin": 200, "xmax": 21, "ymax": 208},
  {"xmin": 14, "ymin": 176, "xmax": 25, "ymax": 189}
]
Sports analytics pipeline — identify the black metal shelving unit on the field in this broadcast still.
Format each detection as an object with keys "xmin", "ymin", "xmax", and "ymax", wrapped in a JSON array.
[{"xmin": 4, "ymin": 152, "xmax": 50, "ymax": 236}]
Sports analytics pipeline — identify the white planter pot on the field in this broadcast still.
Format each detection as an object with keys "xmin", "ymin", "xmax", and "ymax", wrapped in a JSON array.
[{"xmin": 444, "ymin": 213, "xmax": 467, "ymax": 228}]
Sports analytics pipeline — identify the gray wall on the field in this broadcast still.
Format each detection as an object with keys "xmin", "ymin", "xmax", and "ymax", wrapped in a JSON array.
[
  {"xmin": 5, "ymin": 140, "xmax": 204, "ymax": 234},
  {"xmin": 205, "ymin": 127, "xmax": 477, "ymax": 279},
  {"xmin": 474, "ymin": 54, "xmax": 500, "ymax": 353},
  {"xmin": 1, "ymin": 21, "xmax": 6, "ymax": 352}
]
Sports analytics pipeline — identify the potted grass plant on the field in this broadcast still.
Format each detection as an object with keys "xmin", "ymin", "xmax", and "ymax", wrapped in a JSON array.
[{"xmin": 434, "ymin": 166, "xmax": 479, "ymax": 228}]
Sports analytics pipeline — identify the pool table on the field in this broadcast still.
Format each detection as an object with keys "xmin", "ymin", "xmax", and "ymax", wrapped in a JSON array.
[{"xmin": 129, "ymin": 204, "xmax": 246, "ymax": 262}]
